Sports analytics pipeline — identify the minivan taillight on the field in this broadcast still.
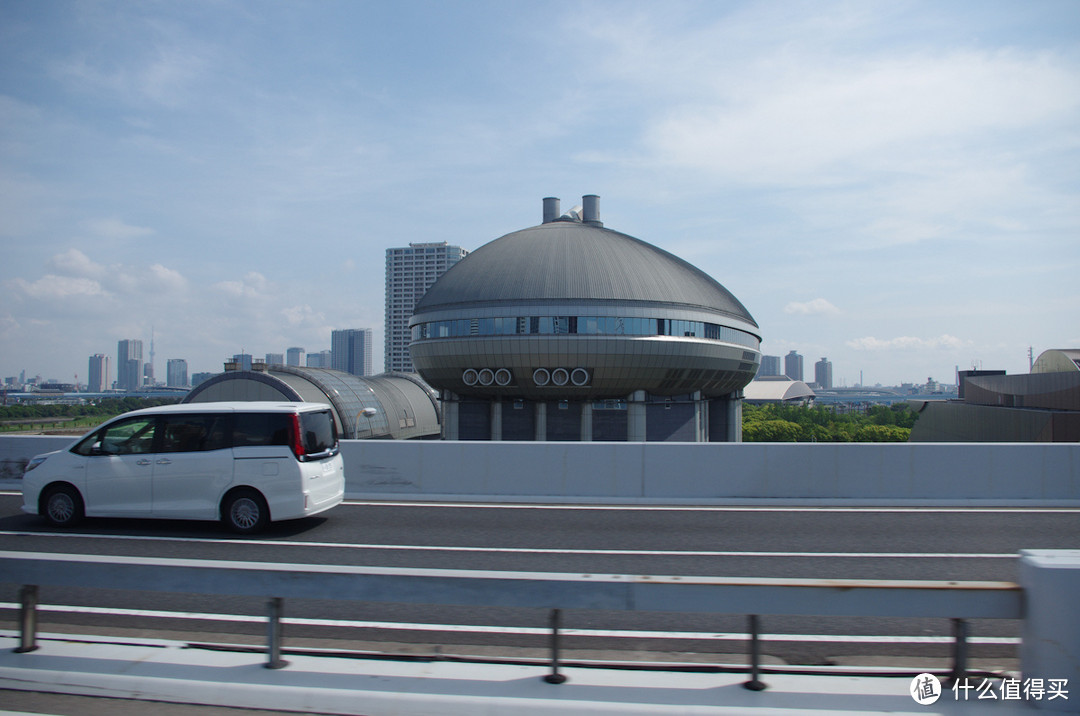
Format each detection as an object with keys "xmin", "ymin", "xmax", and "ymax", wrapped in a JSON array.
[{"xmin": 289, "ymin": 413, "xmax": 306, "ymax": 460}]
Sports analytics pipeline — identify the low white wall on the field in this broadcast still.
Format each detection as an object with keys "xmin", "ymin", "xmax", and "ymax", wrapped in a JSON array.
[
  {"xmin": 3, "ymin": 436, "xmax": 1078, "ymax": 504},
  {"xmin": 340, "ymin": 440, "xmax": 1080, "ymax": 503}
]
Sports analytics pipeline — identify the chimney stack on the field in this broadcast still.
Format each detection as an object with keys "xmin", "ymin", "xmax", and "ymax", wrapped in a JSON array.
[
  {"xmin": 582, "ymin": 194, "xmax": 602, "ymax": 227},
  {"xmin": 542, "ymin": 197, "xmax": 560, "ymax": 224}
]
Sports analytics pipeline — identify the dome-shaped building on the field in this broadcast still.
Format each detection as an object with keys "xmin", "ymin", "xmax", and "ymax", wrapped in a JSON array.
[{"xmin": 409, "ymin": 195, "xmax": 762, "ymax": 441}]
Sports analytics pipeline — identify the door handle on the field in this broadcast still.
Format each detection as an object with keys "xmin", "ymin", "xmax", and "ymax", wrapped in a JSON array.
[
  {"xmin": 156, "ymin": 458, "xmax": 172, "ymax": 465},
  {"xmin": 136, "ymin": 459, "xmax": 152, "ymax": 466}
]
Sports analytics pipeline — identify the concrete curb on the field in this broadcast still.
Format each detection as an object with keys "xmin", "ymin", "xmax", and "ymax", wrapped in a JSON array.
[{"xmin": 0, "ymin": 632, "xmax": 1035, "ymax": 715}]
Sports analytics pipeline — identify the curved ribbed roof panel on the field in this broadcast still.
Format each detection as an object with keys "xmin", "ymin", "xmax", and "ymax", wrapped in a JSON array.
[{"xmin": 414, "ymin": 222, "xmax": 758, "ymax": 327}]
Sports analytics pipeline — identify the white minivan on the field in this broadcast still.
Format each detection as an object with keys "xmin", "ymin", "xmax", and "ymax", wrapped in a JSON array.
[{"xmin": 21, "ymin": 402, "xmax": 345, "ymax": 534}]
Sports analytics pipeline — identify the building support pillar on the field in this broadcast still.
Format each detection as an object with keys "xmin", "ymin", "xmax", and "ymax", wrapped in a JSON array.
[
  {"xmin": 581, "ymin": 402, "xmax": 593, "ymax": 441},
  {"xmin": 727, "ymin": 390, "xmax": 743, "ymax": 442},
  {"xmin": 490, "ymin": 400, "xmax": 503, "ymax": 441},
  {"xmin": 442, "ymin": 391, "xmax": 459, "ymax": 440},
  {"xmin": 627, "ymin": 391, "xmax": 647, "ymax": 442},
  {"xmin": 535, "ymin": 402, "xmax": 547, "ymax": 441},
  {"xmin": 693, "ymin": 391, "xmax": 706, "ymax": 442}
]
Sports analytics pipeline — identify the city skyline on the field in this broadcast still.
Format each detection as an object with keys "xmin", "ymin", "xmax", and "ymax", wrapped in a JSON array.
[{"xmin": 2, "ymin": 2, "xmax": 1077, "ymax": 387}]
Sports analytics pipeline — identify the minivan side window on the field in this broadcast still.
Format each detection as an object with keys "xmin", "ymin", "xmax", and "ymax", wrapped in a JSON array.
[
  {"xmin": 73, "ymin": 416, "xmax": 157, "ymax": 456},
  {"xmin": 160, "ymin": 414, "xmax": 231, "ymax": 453},
  {"xmin": 233, "ymin": 413, "xmax": 292, "ymax": 447}
]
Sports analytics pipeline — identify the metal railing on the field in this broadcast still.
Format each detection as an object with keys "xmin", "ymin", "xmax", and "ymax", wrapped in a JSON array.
[{"xmin": 0, "ymin": 550, "xmax": 1023, "ymax": 689}]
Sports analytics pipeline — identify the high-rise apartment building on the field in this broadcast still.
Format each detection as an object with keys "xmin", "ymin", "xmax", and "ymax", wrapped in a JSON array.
[
  {"xmin": 265, "ymin": 353, "xmax": 284, "ymax": 366},
  {"xmin": 88, "ymin": 354, "xmax": 110, "ymax": 392},
  {"xmin": 306, "ymin": 350, "xmax": 332, "ymax": 368},
  {"xmin": 814, "ymin": 357, "xmax": 833, "ymax": 389},
  {"xmin": 167, "ymin": 359, "xmax": 189, "ymax": 388},
  {"xmin": 331, "ymin": 328, "xmax": 372, "ymax": 376},
  {"xmin": 784, "ymin": 350, "xmax": 804, "ymax": 382},
  {"xmin": 286, "ymin": 347, "xmax": 305, "ymax": 367},
  {"xmin": 117, "ymin": 339, "xmax": 143, "ymax": 391},
  {"xmin": 759, "ymin": 355, "xmax": 781, "ymax": 377},
  {"xmin": 385, "ymin": 242, "xmax": 468, "ymax": 373}
]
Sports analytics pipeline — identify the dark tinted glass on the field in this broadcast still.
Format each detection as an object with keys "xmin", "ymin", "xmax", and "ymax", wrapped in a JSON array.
[
  {"xmin": 159, "ymin": 414, "xmax": 230, "ymax": 453},
  {"xmin": 233, "ymin": 413, "xmax": 292, "ymax": 447},
  {"xmin": 300, "ymin": 410, "xmax": 337, "ymax": 454}
]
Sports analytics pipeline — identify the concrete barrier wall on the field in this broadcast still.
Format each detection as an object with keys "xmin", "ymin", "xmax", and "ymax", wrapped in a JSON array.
[
  {"xmin": 341, "ymin": 440, "xmax": 1080, "ymax": 503},
  {"xmin": 3, "ymin": 435, "xmax": 1078, "ymax": 503}
]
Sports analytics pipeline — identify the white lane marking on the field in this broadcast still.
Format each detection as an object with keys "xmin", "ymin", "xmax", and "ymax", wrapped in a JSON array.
[
  {"xmin": 0, "ymin": 531, "xmax": 1016, "ymax": 558},
  {"xmin": 343, "ymin": 500, "xmax": 1080, "ymax": 513},
  {"xmin": 3, "ymin": 491, "xmax": 1078, "ymax": 513},
  {"xmin": 0, "ymin": 604, "xmax": 1020, "ymax": 645}
]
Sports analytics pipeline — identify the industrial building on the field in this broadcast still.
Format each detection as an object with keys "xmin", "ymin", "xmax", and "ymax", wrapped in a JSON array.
[
  {"xmin": 408, "ymin": 195, "xmax": 762, "ymax": 441},
  {"xmin": 909, "ymin": 349, "xmax": 1080, "ymax": 442}
]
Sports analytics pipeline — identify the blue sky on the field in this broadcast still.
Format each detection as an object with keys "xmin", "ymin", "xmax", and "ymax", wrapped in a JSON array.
[{"xmin": 2, "ymin": 0, "xmax": 1078, "ymax": 387}]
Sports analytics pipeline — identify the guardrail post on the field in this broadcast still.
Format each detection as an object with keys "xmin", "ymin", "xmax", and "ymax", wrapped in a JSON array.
[
  {"xmin": 543, "ymin": 608, "xmax": 567, "ymax": 684},
  {"xmin": 743, "ymin": 614, "xmax": 767, "ymax": 691},
  {"xmin": 265, "ymin": 597, "xmax": 288, "ymax": 669},
  {"xmin": 14, "ymin": 585, "xmax": 39, "ymax": 654},
  {"xmin": 949, "ymin": 618, "xmax": 968, "ymax": 684}
]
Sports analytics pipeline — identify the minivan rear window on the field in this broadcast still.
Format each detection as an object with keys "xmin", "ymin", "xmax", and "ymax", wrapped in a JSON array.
[{"xmin": 299, "ymin": 410, "xmax": 337, "ymax": 456}]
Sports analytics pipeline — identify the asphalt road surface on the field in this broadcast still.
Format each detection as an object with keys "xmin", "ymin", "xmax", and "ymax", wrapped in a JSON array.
[{"xmin": 2, "ymin": 493, "xmax": 1078, "ymax": 669}]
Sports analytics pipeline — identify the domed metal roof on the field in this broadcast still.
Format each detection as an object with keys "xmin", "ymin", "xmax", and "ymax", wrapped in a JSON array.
[{"xmin": 414, "ymin": 220, "xmax": 758, "ymax": 327}]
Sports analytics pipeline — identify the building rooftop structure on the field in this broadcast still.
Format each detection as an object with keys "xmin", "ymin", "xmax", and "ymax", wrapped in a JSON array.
[
  {"xmin": 744, "ymin": 376, "xmax": 815, "ymax": 405},
  {"xmin": 183, "ymin": 365, "xmax": 440, "ymax": 440},
  {"xmin": 910, "ymin": 349, "xmax": 1080, "ymax": 442},
  {"xmin": 409, "ymin": 195, "xmax": 762, "ymax": 441}
]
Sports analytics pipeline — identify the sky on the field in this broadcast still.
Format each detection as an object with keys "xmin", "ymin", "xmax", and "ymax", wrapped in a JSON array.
[{"xmin": 1, "ymin": 0, "xmax": 1078, "ymax": 388}]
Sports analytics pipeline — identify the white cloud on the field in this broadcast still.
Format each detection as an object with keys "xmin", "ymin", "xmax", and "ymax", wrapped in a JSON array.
[
  {"xmin": 48, "ymin": 248, "xmax": 107, "ymax": 279},
  {"xmin": 643, "ymin": 49, "xmax": 1080, "ymax": 184},
  {"xmin": 83, "ymin": 218, "xmax": 155, "ymax": 240},
  {"xmin": 281, "ymin": 304, "xmax": 326, "ymax": 328},
  {"xmin": 214, "ymin": 272, "xmax": 268, "ymax": 299},
  {"xmin": 148, "ymin": 264, "xmax": 188, "ymax": 292},
  {"xmin": 846, "ymin": 335, "xmax": 970, "ymax": 351},
  {"xmin": 784, "ymin": 298, "xmax": 840, "ymax": 316},
  {"xmin": 10, "ymin": 275, "xmax": 107, "ymax": 301}
]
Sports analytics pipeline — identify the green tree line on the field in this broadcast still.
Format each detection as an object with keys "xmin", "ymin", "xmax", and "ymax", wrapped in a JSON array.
[
  {"xmin": 742, "ymin": 403, "xmax": 916, "ymax": 442},
  {"xmin": 0, "ymin": 397, "xmax": 180, "ymax": 430}
]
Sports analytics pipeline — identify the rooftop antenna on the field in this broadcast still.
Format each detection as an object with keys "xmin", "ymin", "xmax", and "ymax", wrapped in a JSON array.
[{"xmin": 1028, "ymin": 346, "xmax": 1034, "ymax": 371}]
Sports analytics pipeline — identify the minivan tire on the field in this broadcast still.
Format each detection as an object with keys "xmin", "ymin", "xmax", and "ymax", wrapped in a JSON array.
[
  {"xmin": 42, "ymin": 484, "xmax": 84, "ymax": 527},
  {"xmin": 222, "ymin": 489, "xmax": 269, "ymax": 535}
]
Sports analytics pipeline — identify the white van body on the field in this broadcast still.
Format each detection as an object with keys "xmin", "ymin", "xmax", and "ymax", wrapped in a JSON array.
[{"xmin": 21, "ymin": 402, "xmax": 345, "ymax": 533}]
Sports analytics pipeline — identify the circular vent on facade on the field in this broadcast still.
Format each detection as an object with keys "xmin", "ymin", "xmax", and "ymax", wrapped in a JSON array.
[
  {"xmin": 533, "ymin": 368, "xmax": 550, "ymax": 386},
  {"xmin": 551, "ymin": 368, "xmax": 570, "ymax": 386},
  {"xmin": 494, "ymin": 368, "xmax": 512, "ymax": 386},
  {"xmin": 478, "ymin": 368, "xmax": 495, "ymax": 386},
  {"xmin": 570, "ymin": 368, "xmax": 590, "ymax": 386},
  {"xmin": 463, "ymin": 369, "xmax": 479, "ymax": 386}
]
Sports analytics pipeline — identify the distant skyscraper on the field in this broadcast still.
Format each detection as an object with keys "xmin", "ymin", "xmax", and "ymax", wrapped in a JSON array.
[
  {"xmin": 286, "ymin": 347, "xmax": 305, "ymax": 367},
  {"xmin": 814, "ymin": 357, "xmax": 833, "ymax": 389},
  {"xmin": 265, "ymin": 353, "xmax": 284, "ymax": 366},
  {"xmin": 759, "ymin": 355, "xmax": 781, "ymax": 378},
  {"xmin": 784, "ymin": 350, "xmax": 804, "ymax": 382},
  {"xmin": 385, "ymin": 241, "xmax": 468, "ymax": 373},
  {"xmin": 332, "ymin": 328, "xmax": 373, "ymax": 376},
  {"xmin": 88, "ymin": 354, "xmax": 110, "ymax": 392},
  {"xmin": 232, "ymin": 353, "xmax": 253, "ymax": 371},
  {"xmin": 167, "ymin": 359, "xmax": 189, "ymax": 388},
  {"xmin": 306, "ymin": 350, "xmax": 332, "ymax": 368},
  {"xmin": 117, "ymin": 339, "xmax": 143, "ymax": 391}
]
